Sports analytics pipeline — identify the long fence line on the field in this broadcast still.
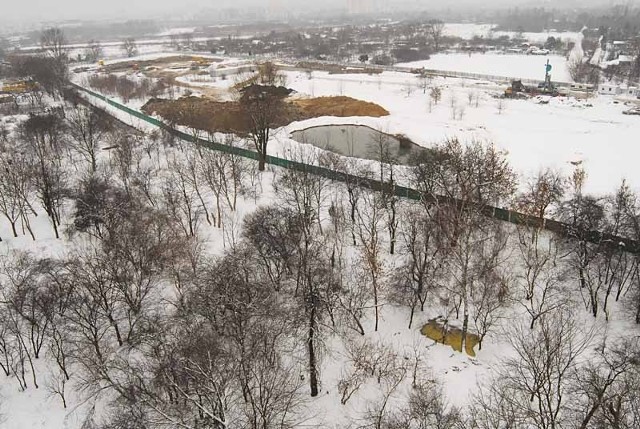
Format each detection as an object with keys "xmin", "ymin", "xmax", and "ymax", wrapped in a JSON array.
[
  {"xmin": 353, "ymin": 64, "xmax": 573, "ymax": 88},
  {"xmin": 281, "ymin": 59, "xmax": 573, "ymax": 89},
  {"xmin": 68, "ymin": 82, "xmax": 640, "ymax": 254}
]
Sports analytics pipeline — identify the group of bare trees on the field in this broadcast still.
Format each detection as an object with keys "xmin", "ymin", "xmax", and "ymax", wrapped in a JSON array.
[
  {"xmin": 121, "ymin": 38, "xmax": 138, "ymax": 58},
  {"xmin": 470, "ymin": 310, "xmax": 640, "ymax": 429},
  {"xmin": 86, "ymin": 73, "xmax": 168, "ymax": 103},
  {"xmin": 0, "ymin": 98, "xmax": 302, "ymax": 427},
  {"xmin": 4, "ymin": 27, "xmax": 70, "ymax": 103}
]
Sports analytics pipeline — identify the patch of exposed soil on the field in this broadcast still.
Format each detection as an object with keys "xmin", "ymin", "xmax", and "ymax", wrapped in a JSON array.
[
  {"xmin": 141, "ymin": 93, "xmax": 389, "ymax": 135},
  {"xmin": 103, "ymin": 56, "xmax": 222, "ymax": 73},
  {"xmin": 292, "ymin": 96, "xmax": 389, "ymax": 118}
]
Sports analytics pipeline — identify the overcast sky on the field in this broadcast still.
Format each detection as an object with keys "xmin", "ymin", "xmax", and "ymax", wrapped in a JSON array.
[{"xmin": 2, "ymin": 0, "xmax": 629, "ymax": 24}]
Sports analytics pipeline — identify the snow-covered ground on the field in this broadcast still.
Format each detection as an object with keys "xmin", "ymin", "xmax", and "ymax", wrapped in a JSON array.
[
  {"xmin": 272, "ymin": 69, "xmax": 638, "ymax": 196},
  {"xmin": 156, "ymin": 27, "xmax": 196, "ymax": 37},
  {"xmin": 444, "ymin": 23, "xmax": 583, "ymax": 45},
  {"xmin": 397, "ymin": 52, "xmax": 572, "ymax": 82},
  {"xmin": 85, "ymin": 57, "xmax": 639, "ymax": 196}
]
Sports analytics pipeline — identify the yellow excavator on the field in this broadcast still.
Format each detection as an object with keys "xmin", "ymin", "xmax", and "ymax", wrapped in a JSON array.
[{"xmin": 190, "ymin": 56, "xmax": 209, "ymax": 69}]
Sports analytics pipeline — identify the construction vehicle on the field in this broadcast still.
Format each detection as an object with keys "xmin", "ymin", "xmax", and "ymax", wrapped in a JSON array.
[
  {"xmin": 504, "ymin": 79, "xmax": 559, "ymax": 98},
  {"xmin": 190, "ymin": 57, "xmax": 210, "ymax": 70},
  {"xmin": 504, "ymin": 80, "xmax": 530, "ymax": 98},
  {"xmin": 504, "ymin": 59, "xmax": 559, "ymax": 98}
]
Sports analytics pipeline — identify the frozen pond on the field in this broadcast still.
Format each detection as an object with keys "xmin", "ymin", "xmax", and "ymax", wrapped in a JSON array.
[{"xmin": 290, "ymin": 124, "xmax": 427, "ymax": 165}]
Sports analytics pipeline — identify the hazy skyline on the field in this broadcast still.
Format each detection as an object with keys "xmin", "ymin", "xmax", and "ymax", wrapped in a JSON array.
[{"xmin": 3, "ymin": 0, "xmax": 630, "ymax": 25}]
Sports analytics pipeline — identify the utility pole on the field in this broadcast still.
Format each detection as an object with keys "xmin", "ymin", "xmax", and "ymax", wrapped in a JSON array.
[{"xmin": 544, "ymin": 59, "xmax": 553, "ymax": 92}]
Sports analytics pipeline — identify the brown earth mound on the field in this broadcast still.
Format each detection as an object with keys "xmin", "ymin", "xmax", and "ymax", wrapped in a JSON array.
[
  {"xmin": 142, "ymin": 97, "xmax": 297, "ymax": 135},
  {"xmin": 292, "ymin": 96, "xmax": 389, "ymax": 118},
  {"xmin": 142, "ymin": 94, "xmax": 389, "ymax": 135},
  {"xmin": 103, "ymin": 56, "xmax": 221, "ymax": 73}
]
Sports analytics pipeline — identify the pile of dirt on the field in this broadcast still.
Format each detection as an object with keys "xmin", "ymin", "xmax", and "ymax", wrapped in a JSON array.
[
  {"xmin": 142, "ymin": 94, "xmax": 389, "ymax": 135},
  {"xmin": 103, "ymin": 56, "xmax": 221, "ymax": 73},
  {"xmin": 292, "ymin": 96, "xmax": 389, "ymax": 118},
  {"xmin": 143, "ymin": 96, "xmax": 298, "ymax": 135}
]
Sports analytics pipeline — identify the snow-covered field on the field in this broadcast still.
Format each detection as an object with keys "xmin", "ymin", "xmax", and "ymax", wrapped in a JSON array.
[
  {"xmin": 397, "ymin": 52, "xmax": 572, "ymax": 82},
  {"xmin": 272, "ymin": 69, "xmax": 638, "ymax": 196},
  {"xmin": 444, "ymin": 22, "xmax": 583, "ymax": 44},
  {"xmin": 97, "ymin": 55, "xmax": 639, "ymax": 196}
]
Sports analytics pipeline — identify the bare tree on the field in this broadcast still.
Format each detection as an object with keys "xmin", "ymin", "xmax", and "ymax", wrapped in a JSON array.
[
  {"xmin": 517, "ymin": 169, "xmax": 566, "ymax": 224},
  {"xmin": 257, "ymin": 61, "xmax": 287, "ymax": 86},
  {"xmin": 560, "ymin": 168, "xmax": 608, "ymax": 318},
  {"xmin": 340, "ymin": 339, "xmax": 409, "ymax": 424},
  {"xmin": 163, "ymin": 157, "xmax": 203, "ymax": 238},
  {"xmin": 243, "ymin": 206, "xmax": 303, "ymax": 292},
  {"xmin": 430, "ymin": 87, "xmax": 442, "ymax": 105},
  {"xmin": 383, "ymin": 379, "xmax": 461, "ymax": 429},
  {"xmin": 199, "ymin": 139, "xmax": 250, "ymax": 228},
  {"xmin": 0, "ymin": 151, "xmax": 37, "ymax": 240},
  {"xmin": 67, "ymin": 106, "xmax": 112, "ymax": 173},
  {"xmin": 273, "ymin": 164, "xmax": 338, "ymax": 397},
  {"xmin": 355, "ymin": 190, "xmax": 386, "ymax": 332},
  {"xmin": 20, "ymin": 113, "xmax": 68, "ymax": 239},
  {"xmin": 568, "ymin": 53, "xmax": 590, "ymax": 82},
  {"xmin": 391, "ymin": 208, "xmax": 447, "ymax": 329},
  {"xmin": 181, "ymin": 32, "xmax": 193, "ymax": 50},
  {"xmin": 370, "ymin": 130, "xmax": 399, "ymax": 255},
  {"xmin": 417, "ymin": 71, "xmax": 431, "ymax": 94},
  {"xmin": 240, "ymin": 86, "xmax": 286, "ymax": 171},
  {"xmin": 594, "ymin": 181, "xmax": 640, "ymax": 320},
  {"xmin": 449, "ymin": 95, "xmax": 457, "ymax": 120},
  {"xmin": 412, "ymin": 138, "xmax": 516, "ymax": 352},
  {"xmin": 40, "ymin": 27, "xmax": 67, "ymax": 62},
  {"xmin": 85, "ymin": 40, "xmax": 103, "ymax": 63},
  {"xmin": 471, "ymin": 266, "xmax": 511, "ymax": 351},
  {"xmin": 515, "ymin": 169, "xmax": 570, "ymax": 328},
  {"xmin": 473, "ymin": 309, "xmax": 596, "ymax": 429},
  {"xmin": 121, "ymin": 38, "xmax": 138, "ymax": 58},
  {"xmin": 427, "ymin": 20, "xmax": 446, "ymax": 52},
  {"xmin": 570, "ymin": 337, "xmax": 640, "ymax": 429}
]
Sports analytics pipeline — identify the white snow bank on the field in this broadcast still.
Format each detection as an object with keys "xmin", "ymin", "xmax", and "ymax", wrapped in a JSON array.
[{"xmin": 397, "ymin": 53, "xmax": 572, "ymax": 83}]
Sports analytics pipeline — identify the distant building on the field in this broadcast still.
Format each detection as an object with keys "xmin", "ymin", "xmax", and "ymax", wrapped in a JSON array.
[
  {"xmin": 598, "ymin": 83, "xmax": 622, "ymax": 95},
  {"xmin": 597, "ymin": 83, "xmax": 640, "ymax": 98}
]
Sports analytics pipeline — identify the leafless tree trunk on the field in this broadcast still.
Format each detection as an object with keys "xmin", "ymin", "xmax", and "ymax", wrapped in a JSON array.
[
  {"xmin": 121, "ymin": 38, "xmax": 138, "ymax": 58},
  {"xmin": 241, "ymin": 87, "xmax": 285, "ymax": 171},
  {"xmin": 20, "ymin": 113, "xmax": 68, "ymax": 239},
  {"xmin": 66, "ymin": 106, "xmax": 112, "ymax": 173},
  {"xmin": 355, "ymin": 191, "xmax": 385, "ymax": 332}
]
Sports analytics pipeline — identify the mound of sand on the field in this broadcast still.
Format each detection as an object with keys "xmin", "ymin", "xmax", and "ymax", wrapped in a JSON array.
[
  {"xmin": 293, "ymin": 96, "xmax": 389, "ymax": 118},
  {"xmin": 142, "ymin": 93, "xmax": 389, "ymax": 135}
]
